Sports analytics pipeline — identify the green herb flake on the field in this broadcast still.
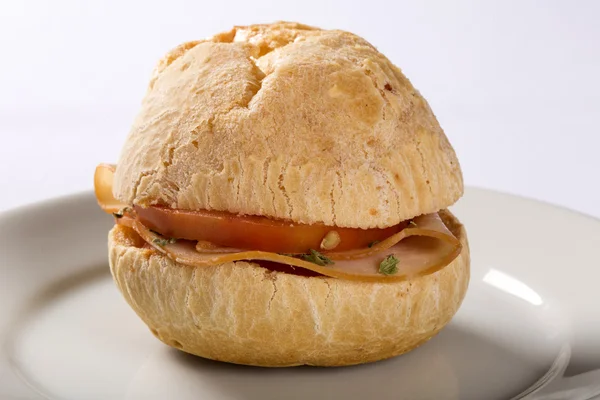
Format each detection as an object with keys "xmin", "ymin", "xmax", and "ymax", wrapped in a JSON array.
[
  {"xmin": 300, "ymin": 249, "xmax": 334, "ymax": 266},
  {"xmin": 152, "ymin": 237, "xmax": 177, "ymax": 246},
  {"xmin": 368, "ymin": 240, "xmax": 381, "ymax": 248},
  {"xmin": 379, "ymin": 255, "xmax": 399, "ymax": 275}
]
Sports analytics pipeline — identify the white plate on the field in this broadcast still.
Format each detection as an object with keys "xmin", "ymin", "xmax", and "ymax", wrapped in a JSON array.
[{"xmin": 1, "ymin": 188, "xmax": 599, "ymax": 400}]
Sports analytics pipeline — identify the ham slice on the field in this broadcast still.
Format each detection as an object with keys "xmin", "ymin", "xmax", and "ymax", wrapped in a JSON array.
[{"xmin": 128, "ymin": 213, "xmax": 461, "ymax": 282}]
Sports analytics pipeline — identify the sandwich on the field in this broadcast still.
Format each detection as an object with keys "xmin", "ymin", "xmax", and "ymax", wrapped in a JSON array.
[{"xmin": 94, "ymin": 21, "xmax": 469, "ymax": 367}]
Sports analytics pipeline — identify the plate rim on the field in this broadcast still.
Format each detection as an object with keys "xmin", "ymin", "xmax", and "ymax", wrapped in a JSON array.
[{"xmin": 1, "ymin": 187, "xmax": 599, "ymax": 400}]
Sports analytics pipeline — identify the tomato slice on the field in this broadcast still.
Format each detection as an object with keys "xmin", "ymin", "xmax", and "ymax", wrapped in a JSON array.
[
  {"xmin": 94, "ymin": 163, "xmax": 406, "ymax": 253},
  {"xmin": 135, "ymin": 206, "xmax": 405, "ymax": 253}
]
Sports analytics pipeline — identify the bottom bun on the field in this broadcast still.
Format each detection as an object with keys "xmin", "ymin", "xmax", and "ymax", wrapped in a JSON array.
[{"xmin": 108, "ymin": 209, "xmax": 469, "ymax": 367}]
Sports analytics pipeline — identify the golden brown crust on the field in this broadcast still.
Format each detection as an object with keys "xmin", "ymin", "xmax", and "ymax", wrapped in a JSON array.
[
  {"xmin": 108, "ymin": 209, "xmax": 469, "ymax": 367},
  {"xmin": 113, "ymin": 22, "xmax": 463, "ymax": 229}
]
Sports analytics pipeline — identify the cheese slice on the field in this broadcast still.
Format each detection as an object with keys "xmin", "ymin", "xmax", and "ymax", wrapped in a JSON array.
[{"xmin": 94, "ymin": 164, "xmax": 123, "ymax": 213}]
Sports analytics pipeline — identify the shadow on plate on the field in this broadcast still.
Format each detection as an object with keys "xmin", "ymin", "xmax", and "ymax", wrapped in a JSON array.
[{"xmin": 125, "ymin": 325, "xmax": 548, "ymax": 400}]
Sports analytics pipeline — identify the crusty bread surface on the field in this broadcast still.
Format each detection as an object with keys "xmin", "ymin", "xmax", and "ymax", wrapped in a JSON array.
[
  {"xmin": 108, "ymin": 209, "xmax": 469, "ymax": 367},
  {"xmin": 113, "ymin": 22, "xmax": 463, "ymax": 229}
]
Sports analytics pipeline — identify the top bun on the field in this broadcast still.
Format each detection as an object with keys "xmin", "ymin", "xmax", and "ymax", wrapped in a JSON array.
[{"xmin": 114, "ymin": 22, "xmax": 463, "ymax": 229}]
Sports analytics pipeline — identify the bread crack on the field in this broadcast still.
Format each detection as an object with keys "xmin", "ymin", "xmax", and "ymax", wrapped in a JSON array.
[
  {"xmin": 206, "ymin": 179, "xmax": 212, "ymax": 208},
  {"xmin": 131, "ymin": 170, "xmax": 157, "ymax": 203},
  {"xmin": 363, "ymin": 66, "xmax": 389, "ymax": 104},
  {"xmin": 336, "ymin": 170, "xmax": 344, "ymax": 221},
  {"xmin": 323, "ymin": 280, "xmax": 333, "ymax": 310},
  {"xmin": 243, "ymin": 56, "xmax": 267, "ymax": 108},
  {"xmin": 415, "ymin": 139, "xmax": 433, "ymax": 197},
  {"xmin": 162, "ymin": 145, "xmax": 175, "ymax": 168},
  {"xmin": 262, "ymin": 157, "xmax": 276, "ymax": 214},
  {"xmin": 278, "ymin": 168, "xmax": 294, "ymax": 219},
  {"xmin": 302, "ymin": 281, "xmax": 321, "ymax": 335},
  {"xmin": 236, "ymin": 155, "xmax": 244, "ymax": 204},
  {"xmin": 267, "ymin": 273, "xmax": 278, "ymax": 312},
  {"xmin": 373, "ymin": 166, "xmax": 399, "ymax": 219},
  {"xmin": 190, "ymin": 117, "xmax": 214, "ymax": 149},
  {"xmin": 329, "ymin": 184, "xmax": 337, "ymax": 226},
  {"xmin": 185, "ymin": 268, "xmax": 197, "ymax": 322},
  {"xmin": 330, "ymin": 171, "xmax": 341, "ymax": 225}
]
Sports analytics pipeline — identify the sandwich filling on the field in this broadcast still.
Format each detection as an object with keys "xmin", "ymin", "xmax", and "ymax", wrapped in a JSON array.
[{"xmin": 96, "ymin": 164, "xmax": 461, "ymax": 282}]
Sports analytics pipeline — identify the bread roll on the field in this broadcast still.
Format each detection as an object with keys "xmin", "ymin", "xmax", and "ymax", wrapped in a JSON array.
[
  {"xmin": 109, "ymin": 209, "xmax": 469, "ymax": 367},
  {"xmin": 113, "ymin": 22, "xmax": 463, "ymax": 229}
]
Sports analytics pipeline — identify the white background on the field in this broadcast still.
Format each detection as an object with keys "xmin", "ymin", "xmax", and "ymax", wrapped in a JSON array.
[{"xmin": 0, "ymin": 0, "xmax": 599, "ymax": 217}]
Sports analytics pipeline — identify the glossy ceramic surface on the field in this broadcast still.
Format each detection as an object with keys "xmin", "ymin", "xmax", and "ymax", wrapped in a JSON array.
[{"xmin": 0, "ymin": 188, "xmax": 598, "ymax": 399}]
